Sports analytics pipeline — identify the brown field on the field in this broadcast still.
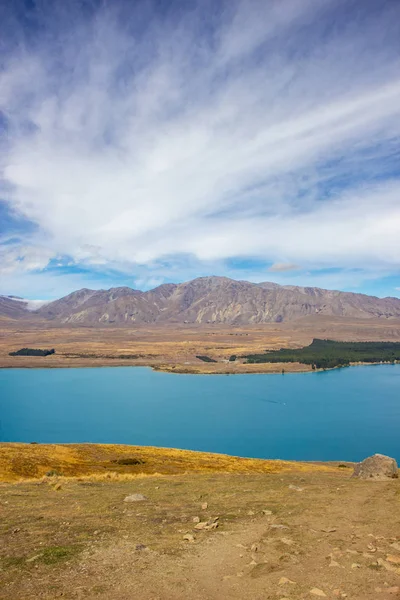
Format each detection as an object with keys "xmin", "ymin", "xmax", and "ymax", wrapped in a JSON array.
[
  {"xmin": 1, "ymin": 444, "xmax": 400, "ymax": 600},
  {"xmin": 1, "ymin": 315, "xmax": 400, "ymax": 373}
]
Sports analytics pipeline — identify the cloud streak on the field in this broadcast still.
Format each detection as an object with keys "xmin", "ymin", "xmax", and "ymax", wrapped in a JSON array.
[{"xmin": 1, "ymin": 0, "xmax": 400, "ymax": 294}]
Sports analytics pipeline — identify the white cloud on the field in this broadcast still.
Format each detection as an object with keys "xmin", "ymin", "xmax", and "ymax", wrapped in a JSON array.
[{"xmin": 1, "ymin": 0, "xmax": 400, "ymax": 292}]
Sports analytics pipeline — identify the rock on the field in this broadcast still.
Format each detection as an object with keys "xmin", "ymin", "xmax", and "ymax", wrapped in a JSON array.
[
  {"xmin": 351, "ymin": 563, "xmax": 361, "ymax": 569},
  {"xmin": 262, "ymin": 509, "xmax": 273, "ymax": 515},
  {"xmin": 250, "ymin": 543, "xmax": 259, "ymax": 552},
  {"xmin": 280, "ymin": 537, "xmax": 295, "ymax": 546},
  {"xmin": 194, "ymin": 517, "xmax": 219, "ymax": 531},
  {"xmin": 386, "ymin": 554, "xmax": 400, "ymax": 564},
  {"xmin": 288, "ymin": 485, "xmax": 304, "ymax": 491},
  {"xmin": 310, "ymin": 588, "xmax": 327, "ymax": 597},
  {"xmin": 321, "ymin": 527, "xmax": 337, "ymax": 533},
  {"xmin": 135, "ymin": 544, "xmax": 147, "ymax": 551},
  {"xmin": 329, "ymin": 560, "xmax": 340, "ymax": 567},
  {"xmin": 278, "ymin": 577, "xmax": 296, "ymax": 585},
  {"xmin": 390, "ymin": 542, "xmax": 400, "ymax": 552},
  {"xmin": 54, "ymin": 483, "xmax": 62, "ymax": 491},
  {"xmin": 183, "ymin": 534, "xmax": 195, "ymax": 543},
  {"xmin": 193, "ymin": 516, "xmax": 200, "ymax": 523},
  {"xmin": 352, "ymin": 454, "xmax": 398, "ymax": 480},
  {"xmin": 377, "ymin": 558, "xmax": 400, "ymax": 573},
  {"xmin": 124, "ymin": 494, "xmax": 147, "ymax": 502},
  {"xmin": 201, "ymin": 502, "xmax": 208, "ymax": 510}
]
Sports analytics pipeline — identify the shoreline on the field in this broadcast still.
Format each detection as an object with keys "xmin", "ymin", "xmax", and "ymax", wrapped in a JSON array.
[{"xmin": 0, "ymin": 358, "xmax": 398, "ymax": 374}]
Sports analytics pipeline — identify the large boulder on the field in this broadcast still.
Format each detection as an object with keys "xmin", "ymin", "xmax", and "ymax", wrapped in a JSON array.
[{"xmin": 352, "ymin": 454, "xmax": 398, "ymax": 480}]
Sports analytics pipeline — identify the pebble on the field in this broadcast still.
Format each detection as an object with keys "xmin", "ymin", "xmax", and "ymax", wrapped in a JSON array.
[
  {"xmin": 183, "ymin": 534, "xmax": 195, "ymax": 543},
  {"xmin": 262, "ymin": 509, "xmax": 273, "ymax": 515},
  {"xmin": 124, "ymin": 494, "xmax": 147, "ymax": 502},
  {"xmin": 278, "ymin": 577, "xmax": 296, "ymax": 585},
  {"xmin": 193, "ymin": 516, "xmax": 200, "ymax": 523},
  {"xmin": 201, "ymin": 502, "xmax": 208, "ymax": 510},
  {"xmin": 288, "ymin": 485, "xmax": 304, "ymax": 492},
  {"xmin": 310, "ymin": 588, "xmax": 327, "ymax": 597},
  {"xmin": 386, "ymin": 554, "xmax": 400, "ymax": 565},
  {"xmin": 329, "ymin": 560, "xmax": 340, "ymax": 568},
  {"xmin": 351, "ymin": 563, "xmax": 361, "ymax": 569}
]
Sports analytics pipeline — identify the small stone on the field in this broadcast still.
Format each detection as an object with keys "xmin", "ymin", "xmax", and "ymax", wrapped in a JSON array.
[
  {"xmin": 280, "ymin": 537, "xmax": 295, "ymax": 546},
  {"xmin": 329, "ymin": 560, "xmax": 340, "ymax": 567},
  {"xmin": 262, "ymin": 509, "xmax": 273, "ymax": 515},
  {"xmin": 386, "ymin": 554, "xmax": 400, "ymax": 565},
  {"xmin": 377, "ymin": 558, "xmax": 400, "ymax": 573},
  {"xmin": 124, "ymin": 494, "xmax": 147, "ymax": 502},
  {"xmin": 390, "ymin": 542, "xmax": 400, "ymax": 552},
  {"xmin": 247, "ymin": 510, "xmax": 255, "ymax": 516},
  {"xmin": 135, "ymin": 544, "xmax": 147, "ymax": 551},
  {"xmin": 54, "ymin": 483, "xmax": 62, "ymax": 491},
  {"xmin": 310, "ymin": 588, "xmax": 327, "ymax": 597},
  {"xmin": 288, "ymin": 485, "xmax": 304, "ymax": 491},
  {"xmin": 93, "ymin": 530, "xmax": 100, "ymax": 535},
  {"xmin": 321, "ymin": 527, "xmax": 337, "ymax": 533},
  {"xmin": 270, "ymin": 524, "xmax": 289, "ymax": 530},
  {"xmin": 193, "ymin": 516, "xmax": 200, "ymax": 523},
  {"xmin": 278, "ymin": 577, "xmax": 295, "ymax": 585},
  {"xmin": 250, "ymin": 543, "xmax": 259, "ymax": 552},
  {"xmin": 351, "ymin": 563, "xmax": 361, "ymax": 569},
  {"xmin": 201, "ymin": 502, "xmax": 208, "ymax": 510},
  {"xmin": 183, "ymin": 534, "xmax": 195, "ymax": 543}
]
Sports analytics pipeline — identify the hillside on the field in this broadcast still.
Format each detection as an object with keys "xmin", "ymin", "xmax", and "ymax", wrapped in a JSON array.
[
  {"xmin": 1, "ymin": 444, "xmax": 399, "ymax": 600},
  {"xmin": 2, "ymin": 276, "xmax": 400, "ymax": 325}
]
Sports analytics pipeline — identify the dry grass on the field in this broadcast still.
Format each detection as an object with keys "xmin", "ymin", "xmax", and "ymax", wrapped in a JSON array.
[
  {"xmin": 1, "ymin": 317, "xmax": 400, "ymax": 372},
  {"xmin": 0, "ymin": 443, "xmax": 341, "ymax": 483}
]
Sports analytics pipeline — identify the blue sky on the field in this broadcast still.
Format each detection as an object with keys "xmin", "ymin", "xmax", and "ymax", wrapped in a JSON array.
[{"xmin": 1, "ymin": 0, "xmax": 400, "ymax": 300}]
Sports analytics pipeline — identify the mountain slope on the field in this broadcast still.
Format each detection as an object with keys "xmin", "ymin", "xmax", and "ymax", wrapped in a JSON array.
[{"xmin": 17, "ymin": 276, "xmax": 400, "ymax": 325}]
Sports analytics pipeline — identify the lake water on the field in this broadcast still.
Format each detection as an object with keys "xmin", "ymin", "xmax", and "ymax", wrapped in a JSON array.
[{"xmin": 1, "ymin": 365, "xmax": 399, "ymax": 462}]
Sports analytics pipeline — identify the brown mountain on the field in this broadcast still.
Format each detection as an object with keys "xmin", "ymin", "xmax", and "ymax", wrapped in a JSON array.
[{"xmin": 3, "ymin": 276, "xmax": 400, "ymax": 325}]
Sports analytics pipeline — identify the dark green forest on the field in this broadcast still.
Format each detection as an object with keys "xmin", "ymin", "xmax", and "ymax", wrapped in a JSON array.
[
  {"xmin": 9, "ymin": 348, "xmax": 55, "ymax": 357},
  {"xmin": 244, "ymin": 339, "xmax": 400, "ymax": 369}
]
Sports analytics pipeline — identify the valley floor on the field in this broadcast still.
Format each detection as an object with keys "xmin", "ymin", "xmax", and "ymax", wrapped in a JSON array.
[
  {"xmin": 0, "ymin": 444, "xmax": 399, "ymax": 600},
  {"xmin": 1, "ymin": 316, "xmax": 400, "ymax": 373}
]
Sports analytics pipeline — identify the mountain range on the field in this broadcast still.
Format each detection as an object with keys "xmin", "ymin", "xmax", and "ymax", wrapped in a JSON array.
[{"xmin": 2, "ymin": 276, "xmax": 400, "ymax": 325}]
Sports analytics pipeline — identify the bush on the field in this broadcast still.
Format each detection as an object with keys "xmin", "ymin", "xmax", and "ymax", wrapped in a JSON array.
[
  {"xmin": 229, "ymin": 355, "xmax": 237, "ymax": 362},
  {"xmin": 9, "ymin": 348, "xmax": 55, "ymax": 357},
  {"xmin": 196, "ymin": 355, "xmax": 217, "ymax": 363}
]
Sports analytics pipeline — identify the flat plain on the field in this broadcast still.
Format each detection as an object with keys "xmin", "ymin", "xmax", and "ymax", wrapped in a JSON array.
[{"xmin": 1, "ymin": 315, "xmax": 400, "ymax": 373}]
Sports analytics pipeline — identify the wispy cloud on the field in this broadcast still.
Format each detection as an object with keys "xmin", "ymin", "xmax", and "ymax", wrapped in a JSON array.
[{"xmin": 1, "ymin": 0, "xmax": 400, "ymax": 295}]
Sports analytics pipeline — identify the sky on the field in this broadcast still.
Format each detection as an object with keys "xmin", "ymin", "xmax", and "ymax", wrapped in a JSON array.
[{"xmin": 0, "ymin": 0, "xmax": 400, "ymax": 300}]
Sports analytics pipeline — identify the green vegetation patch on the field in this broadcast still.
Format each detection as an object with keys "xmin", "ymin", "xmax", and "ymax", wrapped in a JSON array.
[
  {"xmin": 196, "ymin": 355, "xmax": 217, "ymax": 363},
  {"xmin": 9, "ymin": 348, "xmax": 55, "ymax": 357},
  {"xmin": 244, "ymin": 339, "xmax": 400, "ymax": 369},
  {"xmin": 40, "ymin": 545, "xmax": 83, "ymax": 565}
]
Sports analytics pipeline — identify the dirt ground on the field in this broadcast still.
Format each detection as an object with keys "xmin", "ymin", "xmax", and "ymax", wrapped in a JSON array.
[
  {"xmin": 1, "ymin": 447, "xmax": 400, "ymax": 600},
  {"xmin": 1, "ymin": 316, "xmax": 400, "ymax": 373}
]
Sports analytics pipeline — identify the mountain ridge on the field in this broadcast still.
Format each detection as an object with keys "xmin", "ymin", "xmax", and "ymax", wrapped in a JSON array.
[{"xmin": 2, "ymin": 276, "xmax": 400, "ymax": 325}]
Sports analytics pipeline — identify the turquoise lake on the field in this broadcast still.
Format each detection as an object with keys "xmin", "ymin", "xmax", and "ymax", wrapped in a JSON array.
[{"xmin": 1, "ymin": 365, "xmax": 399, "ymax": 461}]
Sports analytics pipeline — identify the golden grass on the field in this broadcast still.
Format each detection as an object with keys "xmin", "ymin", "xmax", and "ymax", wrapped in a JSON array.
[{"xmin": 0, "ymin": 443, "xmax": 342, "ymax": 482}]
